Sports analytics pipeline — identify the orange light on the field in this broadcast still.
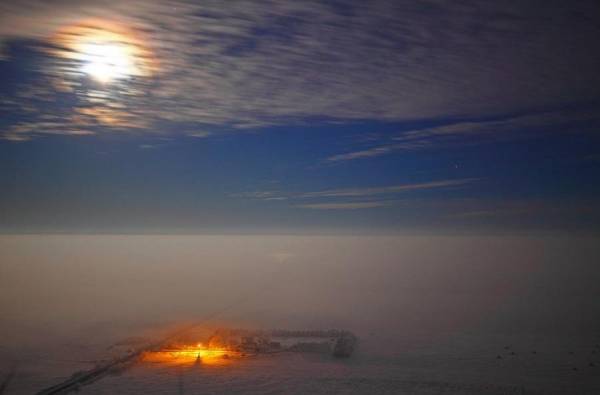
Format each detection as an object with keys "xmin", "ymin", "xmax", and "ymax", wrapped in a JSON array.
[{"xmin": 141, "ymin": 342, "xmax": 240, "ymax": 366}]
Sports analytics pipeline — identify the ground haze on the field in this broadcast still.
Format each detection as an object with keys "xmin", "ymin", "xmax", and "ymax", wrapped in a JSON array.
[{"xmin": 1, "ymin": 234, "xmax": 599, "ymax": 393}]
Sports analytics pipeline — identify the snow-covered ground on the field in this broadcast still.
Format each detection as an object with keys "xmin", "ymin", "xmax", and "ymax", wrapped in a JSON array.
[{"xmin": 1, "ymin": 235, "xmax": 599, "ymax": 394}]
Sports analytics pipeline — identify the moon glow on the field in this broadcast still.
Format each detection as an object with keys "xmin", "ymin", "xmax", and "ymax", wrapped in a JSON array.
[{"xmin": 51, "ymin": 20, "xmax": 155, "ymax": 85}]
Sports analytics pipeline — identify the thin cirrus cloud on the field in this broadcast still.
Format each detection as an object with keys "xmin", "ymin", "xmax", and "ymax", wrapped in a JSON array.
[
  {"xmin": 299, "ymin": 179, "xmax": 478, "ymax": 198},
  {"xmin": 1, "ymin": 1, "xmax": 600, "ymax": 140},
  {"xmin": 187, "ymin": 131, "xmax": 212, "ymax": 138},
  {"xmin": 234, "ymin": 178, "xmax": 478, "ymax": 209},
  {"xmin": 326, "ymin": 108, "xmax": 600, "ymax": 162},
  {"xmin": 326, "ymin": 141, "xmax": 431, "ymax": 162},
  {"xmin": 295, "ymin": 202, "xmax": 390, "ymax": 210}
]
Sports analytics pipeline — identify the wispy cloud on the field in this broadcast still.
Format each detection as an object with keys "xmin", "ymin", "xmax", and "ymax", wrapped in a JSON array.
[
  {"xmin": 326, "ymin": 141, "xmax": 430, "ymax": 162},
  {"xmin": 233, "ymin": 178, "xmax": 478, "ymax": 211},
  {"xmin": 299, "ymin": 179, "xmax": 478, "ymax": 198},
  {"xmin": 0, "ymin": 121, "xmax": 96, "ymax": 141},
  {"xmin": 187, "ymin": 131, "xmax": 212, "ymax": 138},
  {"xmin": 295, "ymin": 201, "xmax": 389, "ymax": 210},
  {"xmin": 326, "ymin": 108, "xmax": 600, "ymax": 162},
  {"xmin": 230, "ymin": 191, "xmax": 285, "ymax": 200},
  {"xmin": 1, "ymin": 1, "xmax": 600, "ymax": 140}
]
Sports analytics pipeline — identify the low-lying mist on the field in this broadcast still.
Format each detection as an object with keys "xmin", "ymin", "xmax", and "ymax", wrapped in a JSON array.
[{"xmin": 1, "ymin": 234, "xmax": 598, "ymax": 355}]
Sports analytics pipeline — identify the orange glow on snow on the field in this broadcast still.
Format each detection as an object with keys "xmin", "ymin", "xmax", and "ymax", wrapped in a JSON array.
[{"xmin": 142, "ymin": 343, "xmax": 241, "ymax": 366}]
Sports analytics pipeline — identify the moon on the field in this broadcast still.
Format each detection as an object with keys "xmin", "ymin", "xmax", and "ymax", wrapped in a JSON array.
[
  {"xmin": 50, "ymin": 20, "xmax": 155, "ymax": 85},
  {"xmin": 79, "ymin": 42, "xmax": 135, "ymax": 83}
]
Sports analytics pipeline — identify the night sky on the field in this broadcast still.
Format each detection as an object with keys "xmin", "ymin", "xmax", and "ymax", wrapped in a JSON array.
[{"xmin": 1, "ymin": 1, "xmax": 600, "ymax": 234}]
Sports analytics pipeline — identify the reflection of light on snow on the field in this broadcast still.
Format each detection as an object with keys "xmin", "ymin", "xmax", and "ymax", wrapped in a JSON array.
[
  {"xmin": 142, "ymin": 343, "xmax": 239, "ymax": 366},
  {"xmin": 79, "ymin": 42, "xmax": 136, "ymax": 83}
]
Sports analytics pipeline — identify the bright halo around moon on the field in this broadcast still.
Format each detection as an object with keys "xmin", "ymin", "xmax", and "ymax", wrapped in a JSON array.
[
  {"xmin": 79, "ymin": 42, "xmax": 135, "ymax": 83},
  {"xmin": 51, "ymin": 19, "xmax": 156, "ymax": 85}
]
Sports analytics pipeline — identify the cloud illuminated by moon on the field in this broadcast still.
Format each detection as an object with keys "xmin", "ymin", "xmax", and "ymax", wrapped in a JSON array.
[
  {"xmin": 79, "ymin": 42, "xmax": 134, "ymax": 83},
  {"xmin": 50, "ymin": 19, "xmax": 156, "ymax": 84},
  {"xmin": 23, "ymin": 19, "xmax": 161, "ymax": 131}
]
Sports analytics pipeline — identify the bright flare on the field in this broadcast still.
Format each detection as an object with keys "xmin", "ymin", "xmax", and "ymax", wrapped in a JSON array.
[
  {"xmin": 50, "ymin": 20, "xmax": 155, "ymax": 84},
  {"xmin": 142, "ymin": 343, "xmax": 239, "ymax": 366},
  {"xmin": 80, "ymin": 42, "xmax": 134, "ymax": 83}
]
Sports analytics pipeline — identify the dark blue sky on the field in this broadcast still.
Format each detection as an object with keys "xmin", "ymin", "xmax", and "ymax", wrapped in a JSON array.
[{"xmin": 1, "ymin": 1, "xmax": 599, "ymax": 233}]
